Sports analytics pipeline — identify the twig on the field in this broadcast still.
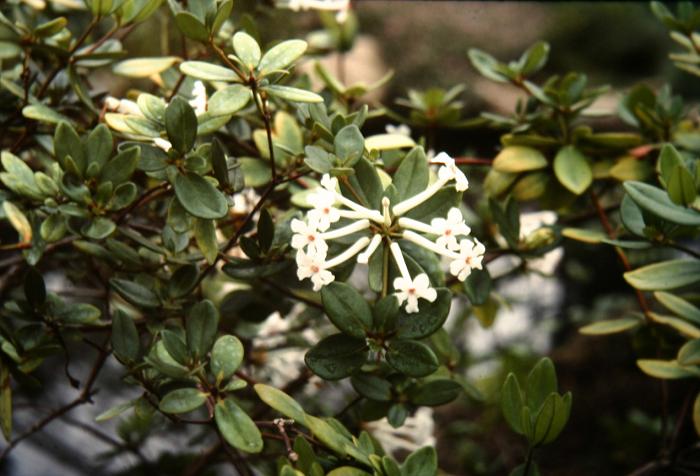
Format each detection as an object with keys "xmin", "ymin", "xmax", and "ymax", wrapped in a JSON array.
[{"xmin": 0, "ymin": 337, "xmax": 112, "ymax": 460}]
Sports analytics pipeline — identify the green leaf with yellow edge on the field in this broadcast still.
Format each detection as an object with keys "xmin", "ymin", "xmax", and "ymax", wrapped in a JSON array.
[
  {"xmin": 113, "ymin": 57, "xmax": 179, "ymax": 77},
  {"xmin": 258, "ymin": 39, "xmax": 307, "ymax": 75},
  {"xmin": 624, "ymin": 260, "xmax": 700, "ymax": 291},
  {"xmin": 637, "ymin": 359, "xmax": 700, "ymax": 379},
  {"xmin": 23, "ymin": 104, "xmax": 72, "ymax": 125},
  {"xmin": 208, "ymin": 84, "xmax": 250, "ymax": 116},
  {"xmin": 180, "ymin": 61, "xmax": 238, "ymax": 82},
  {"xmin": 511, "ymin": 172, "xmax": 549, "ymax": 201},
  {"xmin": 553, "ymin": 146, "xmax": 592, "ymax": 195},
  {"xmin": 649, "ymin": 312, "xmax": 700, "ymax": 339},
  {"xmin": 580, "ymin": 316, "xmax": 642, "ymax": 335},
  {"xmin": 263, "ymin": 85, "xmax": 323, "ymax": 103},
  {"xmin": 609, "ymin": 156, "xmax": 652, "ymax": 182},
  {"xmin": 623, "ymin": 181, "xmax": 700, "ymax": 226},
  {"xmin": 364, "ymin": 134, "xmax": 416, "ymax": 152},
  {"xmin": 493, "ymin": 146, "xmax": 547, "ymax": 173},
  {"xmin": 678, "ymin": 340, "xmax": 700, "ymax": 366},
  {"xmin": 232, "ymin": 31, "xmax": 261, "ymax": 69},
  {"xmin": 2, "ymin": 202, "xmax": 31, "ymax": 244},
  {"xmin": 655, "ymin": 292, "xmax": 700, "ymax": 325},
  {"xmin": 561, "ymin": 227, "xmax": 606, "ymax": 244},
  {"xmin": 254, "ymin": 384, "xmax": 307, "ymax": 424}
]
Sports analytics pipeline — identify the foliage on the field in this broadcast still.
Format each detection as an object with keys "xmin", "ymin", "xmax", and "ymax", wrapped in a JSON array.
[{"xmin": 0, "ymin": 1, "xmax": 699, "ymax": 475}]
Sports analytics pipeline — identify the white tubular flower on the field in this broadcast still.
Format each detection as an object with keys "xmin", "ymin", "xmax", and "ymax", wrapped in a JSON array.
[
  {"xmin": 325, "ymin": 237, "xmax": 371, "ymax": 269},
  {"xmin": 319, "ymin": 174, "xmax": 383, "ymax": 223},
  {"xmin": 357, "ymin": 234, "xmax": 383, "ymax": 264},
  {"xmin": 449, "ymin": 238, "xmax": 486, "ymax": 281},
  {"xmin": 291, "ymin": 218, "xmax": 328, "ymax": 255},
  {"xmin": 430, "ymin": 207, "xmax": 471, "ymax": 251},
  {"xmin": 320, "ymin": 219, "xmax": 369, "ymax": 240},
  {"xmin": 296, "ymin": 250, "xmax": 334, "ymax": 291},
  {"xmin": 402, "ymin": 230, "xmax": 457, "ymax": 260},
  {"xmin": 153, "ymin": 137, "xmax": 172, "ymax": 152},
  {"xmin": 189, "ymin": 81, "xmax": 207, "ymax": 115},
  {"xmin": 397, "ymin": 217, "xmax": 435, "ymax": 235},
  {"xmin": 433, "ymin": 152, "xmax": 468, "ymax": 192},
  {"xmin": 385, "ymin": 124, "xmax": 412, "ymax": 137},
  {"xmin": 393, "ymin": 273, "xmax": 437, "ymax": 314},
  {"xmin": 105, "ymin": 97, "xmax": 143, "ymax": 116},
  {"xmin": 307, "ymin": 188, "xmax": 340, "ymax": 231}
]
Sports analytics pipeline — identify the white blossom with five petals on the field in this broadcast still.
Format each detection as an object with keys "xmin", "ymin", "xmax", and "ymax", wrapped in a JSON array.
[
  {"xmin": 449, "ymin": 238, "xmax": 486, "ymax": 281},
  {"xmin": 296, "ymin": 250, "xmax": 334, "ymax": 291},
  {"xmin": 430, "ymin": 207, "xmax": 471, "ymax": 251}
]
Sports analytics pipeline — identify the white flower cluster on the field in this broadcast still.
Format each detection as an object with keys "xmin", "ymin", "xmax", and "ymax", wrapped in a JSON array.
[{"xmin": 291, "ymin": 152, "xmax": 485, "ymax": 313}]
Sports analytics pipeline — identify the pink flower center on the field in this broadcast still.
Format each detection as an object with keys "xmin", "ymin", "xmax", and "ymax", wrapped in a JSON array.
[
  {"xmin": 308, "ymin": 234, "xmax": 315, "ymax": 241},
  {"xmin": 311, "ymin": 265, "xmax": 320, "ymax": 273},
  {"xmin": 408, "ymin": 288, "xmax": 416, "ymax": 295},
  {"xmin": 445, "ymin": 229, "xmax": 452, "ymax": 236},
  {"xmin": 323, "ymin": 207, "xmax": 330, "ymax": 214}
]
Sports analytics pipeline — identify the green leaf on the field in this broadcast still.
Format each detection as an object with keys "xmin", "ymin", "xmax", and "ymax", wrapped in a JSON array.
[
  {"xmin": 305, "ymin": 334, "xmax": 368, "ymax": 380},
  {"xmin": 623, "ymin": 181, "xmax": 700, "ymax": 226},
  {"xmin": 405, "ymin": 186, "xmax": 461, "ymax": 222},
  {"xmin": 395, "ymin": 288, "xmax": 451, "ymax": 339},
  {"xmin": 520, "ymin": 41, "xmax": 550, "ymax": 75},
  {"xmin": 624, "ymin": 260, "xmax": 700, "ymax": 291},
  {"xmin": 180, "ymin": 61, "xmax": 238, "ymax": 81},
  {"xmin": 174, "ymin": 173, "xmax": 228, "ymax": 219},
  {"xmin": 165, "ymin": 97, "xmax": 197, "ymax": 154},
  {"xmin": 95, "ymin": 399, "xmax": 135, "ymax": 422},
  {"xmin": 408, "ymin": 379, "xmax": 462, "ymax": 406},
  {"xmin": 667, "ymin": 164, "xmax": 697, "ymax": 206},
  {"xmin": 100, "ymin": 146, "xmax": 139, "ymax": 185},
  {"xmin": 579, "ymin": 317, "xmax": 642, "ymax": 335},
  {"xmin": 211, "ymin": 335, "xmax": 244, "ymax": 380},
  {"xmin": 193, "ymin": 218, "xmax": 218, "ymax": 264},
  {"xmin": 161, "ymin": 329, "xmax": 189, "ymax": 365},
  {"xmin": 393, "ymin": 147, "xmax": 429, "ymax": 201},
  {"xmin": 678, "ymin": 340, "xmax": 700, "ymax": 366},
  {"xmin": 649, "ymin": 312, "xmax": 700, "ymax": 339},
  {"xmin": 113, "ymin": 57, "xmax": 179, "ymax": 77},
  {"xmin": 258, "ymin": 39, "xmax": 307, "ymax": 75},
  {"xmin": 55, "ymin": 122, "xmax": 85, "ymax": 174},
  {"xmin": 493, "ymin": 146, "xmax": 547, "ymax": 173},
  {"xmin": 659, "ymin": 143, "xmax": 684, "ymax": 186},
  {"xmin": 159, "ymin": 388, "xmax": 208, "ymax": 414},
  {"xmin": 208, "ymin": 84, "xmax": 250, "ymax": 116},
  {"xmin": 186, "ymin": 300, "xmax": 220, "ymax": 359},
  {"xmin": 335, "ymin": 125, "xmax": 365, "ymax": 166},
  {"xmin": 468, "ymin": 48, "xmax": 509, "ymax": 83},
  {"xmin": 86, "ymin": 125, "xmax": 113, "ymax": 171},
  {"xmin": 215, "ymin": 398, "xmax": 263, "ymax": 453},
  {"xmin": 553, "ymin": 146, "xmax": 592, "ymax": 195},
  {"xmin": 402, "ymin": 446, "xmax": 437, "ymax": 476},
  {"xmin": 23, "ymin": 104, "xmax": 72, "ymax": 125},
  {"xmin": 111, "ymin": 309, "xmax": 140, "ymax": 362},
  {"xmin": 462, "ymin": 268, "xmax": 492, "ymax": 306},
  {"xmin": 637, "ymin": 359, "xmax": 700, "ymax": 379},
  {"xmin": 350, "ymin": 374, "xmax": 392, "ymax": 401},
  {"xmin": 232, "ymin": 31, "xmax": 261, "ymax": 69},
  {"xmin": 263, "ymin": 85, "xmax": 323, "ymax": 103},
  {"xmin": 655, "ymin": 292, "xmax": 700, "ymax": 325},
  {"xmin": 320, "ymin": 282, "xmax": 373, "ymax": 338},
  {"xmin": 386, "ymin": 340, "xmax": 439, "ymax": 377},
  {"xmin": 254, "ymin": 384, "xmax": 307, "ymax": 424},
  {"xmin": 2, "ymin": 202, "xmax": 31, "ymax": 244},
  {"xmin": 110, "ymin": 278, "xmax": 160, "ymax": 308},
  {"xmin": 175, "ymin": 11, "xmax": 210, "ymax": 42},
  {"xmin": 502, "ymin": 373, "xmax": 524, "ymax": 434},
  {"xmin": 526, "ymin": 358, "xmax": 557, "ymax": 412},
  {"xmin": 620, "ymin": 194, "xmax": 646, "ymax": 237}
]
